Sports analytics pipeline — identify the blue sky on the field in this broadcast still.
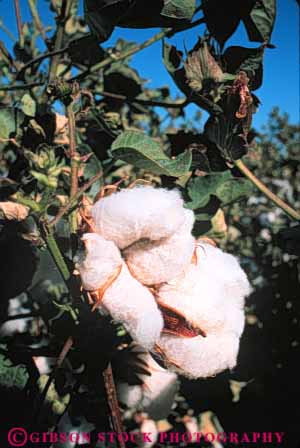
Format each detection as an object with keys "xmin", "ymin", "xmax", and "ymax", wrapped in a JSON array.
[{"xmin": 0, "ymin": 0, "xmax": 299, "ymax": 129}]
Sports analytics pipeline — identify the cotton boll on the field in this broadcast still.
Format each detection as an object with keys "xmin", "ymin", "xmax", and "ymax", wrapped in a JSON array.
[
  {"xmin": 101, "ymin": 264, "xmax": 164, "ymax": 349},
  {"xmin": 156, "ymin": 332, "xmax": 240, "ymax": 379},
  {"xmin": 78, "ymin": 233, "xmax": 122, "ymax": 291},
  {"xmin": 91, "ymin": 186, "xmax": 186, "ymax": 249},
  {"xmin": 123, "ymin": 209, "xmax": 195, "ymax": 285}
]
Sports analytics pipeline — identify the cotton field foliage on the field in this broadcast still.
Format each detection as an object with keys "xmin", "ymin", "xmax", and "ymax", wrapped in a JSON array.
[{"xmin": 78, "ymin": 186, "xmax": 251, "ymax": 379}]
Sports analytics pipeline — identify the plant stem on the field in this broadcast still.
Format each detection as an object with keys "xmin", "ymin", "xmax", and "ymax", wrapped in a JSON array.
[
  {"xmin": 14, "ymin": 0, "xmax": 24, "ymax": 46},
  {"xmin": 103, "ymin": 363, "xmax": 125, "ymax": 448},
  {"xmin": 66, "ymin": 102, "xmax": 79, "ymax": 236},
  {"xmin": 35, "ymin": 336, "xmax": 73, "ymax": 422},
  {"xmin": 49, "ymin": 172, "xmax": 103, "ymax": 227},
  {"xmin": 235, "ymin": 159, "xmax": 300, "ymax": 221},
  {"xmin": 0, "ymin": 81, "xmax": 45, "ymax": 91},
  {"xmin": 0, "ymin": 18, "xmax": 16, "ymax": 42},
  {"xmin": 96, "ymin": 90, "xmax": 189, "ymax": 109},
  {"xmin": 41, "ymin": 223, "xmax": 70, "ymax": 282}
]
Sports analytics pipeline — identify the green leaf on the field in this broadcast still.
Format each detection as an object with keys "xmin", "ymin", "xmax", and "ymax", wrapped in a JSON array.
[
  {"xmin": 111, "ymin": 131, "xmax": 192, "ymax": 177},
  {"xmin": 216, "ymin": 176, "xmax": 254, "ymax": 204},
  {"xmin": 186, "ymin": 171, "xmax": 253, "ymax": 209},
  {"xmin": 0, "ymin": 351, "xmax": 29, "ymax": 390},
  {"xmin": 161, "ymin": 0, "xmax": 196, "ymax": 20},
  {"xmin": 0, "ymin": 107, "xmax": 25, "ymax": 151},
  {"xmin": 243, "ymin": 0, "xmax": 276, "ymax": 43},
  {"xmin": 20, "ymin": 93, "xmax": 36, "ymax": 117}
]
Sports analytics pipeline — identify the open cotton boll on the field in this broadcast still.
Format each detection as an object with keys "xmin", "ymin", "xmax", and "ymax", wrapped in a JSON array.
[
  {"xmin": 91, "ymin": 186, "xmax": 186, "ymax": 249},
  {"xmin": 157, "ymin": 332, "xmax": 240, "ymax": 379},
  {"xmin": 123, "ymin": 209, "xmax": 195, "ymax": 285},
  {"xmin": 78, "ymin": 233, "xmax": 164, "ymax": 349},
  {"xmin": 101, "ymin": 264, "xmax": 164, "ymax": 349}
]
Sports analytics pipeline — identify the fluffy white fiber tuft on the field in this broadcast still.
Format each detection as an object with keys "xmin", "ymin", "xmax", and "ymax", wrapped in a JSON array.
[
  {"xmin": 101, "ymin": 264, "xmax": 164, "ymax": 349},
  {"xmin": 78, "ymin": 233, "xmax": 163, "ymax": 349},
  {"xmin": 91, "ymin": 186, "xmax": 186, "ymax": 249},
  {"xmin": 155, "ymin": 242, "xmax": 250, "ymax": 378},
  {"xmin": 157, "ymin": 333, "xmax": 240, "ymax": 379},
  {"xmin": 78, "ymin": 233, "xmax": 122, "ymax": 291},
  {"xmin": 124, "ymin": 209, "xmax": 195, "ymax": 285},
  {"xmin": 118, "ymin": 353, "xmax": 178, "ymax": 420}
]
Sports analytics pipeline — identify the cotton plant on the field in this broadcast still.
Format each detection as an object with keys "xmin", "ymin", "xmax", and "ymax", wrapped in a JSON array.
[{"xmin": 78, "ymin": 185, "xmax": 251, "ymax": 379}]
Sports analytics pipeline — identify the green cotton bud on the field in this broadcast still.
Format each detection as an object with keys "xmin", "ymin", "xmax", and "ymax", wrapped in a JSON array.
[{"xmin": 30, "ymin": 171, "xmax": 58, "ymax": 189}]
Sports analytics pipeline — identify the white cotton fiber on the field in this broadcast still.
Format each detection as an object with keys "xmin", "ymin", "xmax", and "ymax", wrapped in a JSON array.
[
  {"xmin": 157, "ymin": 243, "xmax": 250, "ymax": 335},
  {"xmin": 123, "ymin": 209, "xmax": 195, "ymax": 285},
  {"xmin": 154, "ymin": 243, "xmax": 250, "ymax": 378},
  {"xmin": 118, "ymin": 353, "xmax": 178, "ymax": 420},
  {"xmin": 91, "ymin": 186, "xmax": 186, "ymax": 249},
  {"xmin": 101, "ymin": 264, "xmax": 164, "ymax": 349},
  {"xmin": 156, "ymin": 332, "xmax": 240, "ymax": 379},
  {"xmin": 78, "ymin": 233, "xmax": 164, "ymax": 349},
  {"xmin": 78, "ymin": 233, "xmax": 122, "ymax": 291}
]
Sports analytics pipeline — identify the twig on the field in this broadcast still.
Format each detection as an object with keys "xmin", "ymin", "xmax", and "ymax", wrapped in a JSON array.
[
  {"xmin": 17, "ymin": 35, "xmax": 90, "ymax": 78},
  {"xmin": 0, "ymin": 19, "xmax": 16, "ymax": 42},
  {"xmin": 49, "ymin": 171, "xmax": 103, "ymax": 227},
  {"xmin": 96, "ymin": 90, "xmax": 189, "ymax": 109},
  {"xmin": 40, "ymin": 222, "xmax": 71, "ymax": 282},
  {"xmin": 72, "ymin": 18, "xmax": 205, "ymax": 81},
  {"xmin": 235, "ymin": 159, "xmax": 300, "ymax": 221},
  {"xmin": 35, "ymin": 336, "xmax": 73, "ymax": 422},
  {"xmin": 0, "ymin": 81, "xmax": 44, "ymax": 91},
  {"xmin": 103, "ymin": 363, "xmax": 125, "ymax": 448},
  {"xmin": 17, "ymin": 46, "xmax": 69, "ymax": 79},
  {"xmin": 66, "ymin": 102, "xmax": 79, "ymax": 237},
  {"xmin": 28, "ymin": 0, "xmax": 48, "ymax": 45},
  {"xmin": 14, "ymin": 0, "xmax": 24, "ymax": 46},
  {"xmin": 48, "ymin": 0, "xmax": 74, "ymax": 83}
]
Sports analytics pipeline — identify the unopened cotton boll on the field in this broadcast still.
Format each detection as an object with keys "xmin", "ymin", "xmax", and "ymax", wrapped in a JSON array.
[
  {"xmin": 91, "ymin": 186, "xmax": 186, "ymax": 249},
  {"xmin": 78, "ymin": 234, "xmax": 163, "ymax": 349},
  {"xmin": 123, "ymin": 209, "xmax": 195, "ymax": 285}
]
